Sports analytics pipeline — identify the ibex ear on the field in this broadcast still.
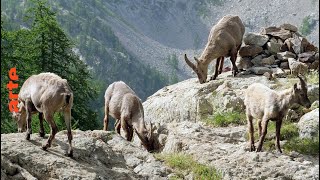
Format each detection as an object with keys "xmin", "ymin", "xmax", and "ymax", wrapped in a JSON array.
[
  {"xmin": 184, "ymin": 54, "xmax": 197, "ymax": 70},
  {"xmin": 147, "ymin": 122, "xmax": 156, "ymax": 139}
]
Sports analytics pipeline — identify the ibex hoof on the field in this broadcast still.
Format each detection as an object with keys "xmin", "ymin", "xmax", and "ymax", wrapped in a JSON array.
[
  {"xmin": 39, "ymin": 132, "xmax": 45, "ymax": 138},
  {"xmin": 210, "ymin": 76, "xmax": 217, "ymax": 81},
  {"xmin": 232, "ymin": 71, "xmax": 238, "ymax": 77},
  {"xmin": 42, "ymin": 144, "xmax": 49, "ymax": 151},
  {"xmin": 26, "ymin": 133, "xmax": 31, "ymax": 140},
  {"xmin": 67, "ymin": 149, "xmax": 73, "ymax": 157},
  {"xmin": 250, "ymin": 145, "xmax": 256, "ymax": 152}
]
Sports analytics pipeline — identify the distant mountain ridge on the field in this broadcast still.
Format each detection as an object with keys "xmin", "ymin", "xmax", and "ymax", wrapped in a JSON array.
[{"xmin": 1, "ymin": 0, "xmax": 319, "ymax": 98}]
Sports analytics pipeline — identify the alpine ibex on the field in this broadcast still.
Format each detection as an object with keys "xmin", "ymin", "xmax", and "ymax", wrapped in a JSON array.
[
  {"xmin": 244, "ymin": 75, "xmax": 311, "ymax": 153},
  {"xmin": 13, "ymin": 73, "xmax": 74, "ymax": 157},
  {"xmin": 184, "ymin": 15, "xmax": 245, "ymax": 83},
  {"xmin": 103, "ymin": 81, "xmax": 155, "ymax": 152}
]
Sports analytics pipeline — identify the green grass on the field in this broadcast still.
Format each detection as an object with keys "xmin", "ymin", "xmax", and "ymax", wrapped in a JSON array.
[
  {"xmin": 204, "ymin": 111, "xmax": 246, "ymax": 127},
  {"xmin": 306, "ymin": 70, "xmax": 319, "ymax": 85},
  {"xmin": 280, "ymin": 123, "xmax": 299, "ymax": 140},
  {"xmin": 155, "ymin": 153, "xmax": 222, "ymax": 180},
  {"xmin": 284, "ymin": 136, "xmax": 319, "ymax": 155},
  {"xmin": 245, "ymin": 121, "xmax": 319, "ymax": 155}
]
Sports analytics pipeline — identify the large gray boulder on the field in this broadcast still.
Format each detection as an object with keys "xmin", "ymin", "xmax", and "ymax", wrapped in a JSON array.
[
  {"xmin": 239, "ymin": 45, "xmax": 263, "ymax": 57},
  {"xmin": 261, "ymin": 26, "xmax": 292, "ymax": 40},
  {"xmin": 297, "ymin": 108, "xmax": 319, "ymax": 139},
  {"xmin": 243, "ymin": 33, "xmax": 269, "ymax": 46},
  {"xmin": 267, "ymin": 41, "xmax": 282, "ymax": 54},
  {"xmin": 143, "ymin": 74, "xmax": 271, "ymax": 124},
  {"xmin": 261, "ymin": 55, "xmax": 276, "ymax": 65},
  {"xmin": 308, "ymin": 84, "xmax": 319, "ymax": 103}
]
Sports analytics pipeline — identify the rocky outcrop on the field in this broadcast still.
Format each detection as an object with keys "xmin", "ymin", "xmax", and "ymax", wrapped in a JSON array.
[
  {"xmin": 144, "ymin": 73, "xmax": 319, "ymax": 125},
  {"xmin": 238, "ymin": 24, "xmax": 319, "ymax": 77},
  {"xmin": 1, "ymin": 130, "xmax": 170, "ymax": 180},
  {"xmin": 155, "ymin": 121, "xmax": 319, "ymax": 179},
  {"xmin": 142, "ymin": 73, "xmax": 319, "ymax": 179},
  {"xmin": 2, "ymin": 74, "xmax": 319, "ymax": 180}
]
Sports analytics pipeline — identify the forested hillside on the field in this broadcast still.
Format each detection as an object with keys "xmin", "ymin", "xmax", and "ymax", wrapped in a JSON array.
[
  {"xmin": 1, "ymin": 0, "xmax": 102, "ymax": 133},
  {"xmin": 1, "ymin": 0, "xmax": 171, "ymax": 132}
]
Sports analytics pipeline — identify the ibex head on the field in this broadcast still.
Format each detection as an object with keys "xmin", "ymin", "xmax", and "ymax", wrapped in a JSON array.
[
  {"xmin": 137, "ymin": 122, "xmax": 157, "ymax": 152},
  {"xmin": 293, "ymin": 74, "xmax": 311, "ymax": 108},
  {"xmin": 184, "ymin": 54, "xmax": 208, "ymax": 84},
  {"xmin": 12, "ymin": 101, "xmax": 27, "ymax": 132}
]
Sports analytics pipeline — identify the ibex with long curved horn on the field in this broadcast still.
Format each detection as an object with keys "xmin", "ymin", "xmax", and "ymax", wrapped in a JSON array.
[
  {"xmin": 184, "ymin": 15, "xmax": 245, "ymax": 83},
  {"xmin": 103, "ymin": 81, "xmax": 155, "ymax": 152}
]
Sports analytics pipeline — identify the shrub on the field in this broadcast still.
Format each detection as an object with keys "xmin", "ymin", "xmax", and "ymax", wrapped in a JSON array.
[{"xmin": 300, "ymin": 16, "xmax": 312, "ymax": 36}]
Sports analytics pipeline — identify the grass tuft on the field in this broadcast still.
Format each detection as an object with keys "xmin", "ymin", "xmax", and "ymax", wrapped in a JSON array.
[
  {"xmin": 204, "ymin": 111, "xmax": 246, "ymax": 127},
  {"xmin": 155, "ymin": 153, "xmax": 222, "ymax": 180},
  {"xmin": 284, "ymin": 137, "xmax": 319, "ymax": 155},
  {"xmin": 306, "ymin": 70, "xmax": 319, "ymax": 85}
]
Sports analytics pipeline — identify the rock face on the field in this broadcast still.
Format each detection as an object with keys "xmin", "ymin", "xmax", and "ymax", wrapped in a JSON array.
[{"xmin": 1, "ymin": 130, "xmax": 170, "ymax": 180}]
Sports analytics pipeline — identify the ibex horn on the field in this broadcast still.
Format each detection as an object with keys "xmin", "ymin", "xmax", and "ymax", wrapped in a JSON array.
[
  {"xmin": 194, "ymin": 57, "xmax": 200, "ymax": 63},
  {"xmin": 184, "ymin": 54, "xmax": 196, "ymax": 70},
  {"xmin": 297, "ymin": 74, "xmax": 306, "ymax": 87}
]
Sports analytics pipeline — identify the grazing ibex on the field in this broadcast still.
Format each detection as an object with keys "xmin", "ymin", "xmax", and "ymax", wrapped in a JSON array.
[
  {"xmin": 103, "ymin": 81, "xmax": 155, "ymax": 152},
  {"xmin": 184, "ymin": 15, "xmax": 245, "ymax": 83},
  {"xmin": 244, "ymin": 75, "xmax": 311, "ymax": 153},
  {"xmin": 13, "ymin": 73, "xmax": 74, "ymax": 157}
]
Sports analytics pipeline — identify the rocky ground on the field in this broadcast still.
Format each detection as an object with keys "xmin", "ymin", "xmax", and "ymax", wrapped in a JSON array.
[
  {"xmin": 1, "ymin": 131, "xmax": 170, "ymax": 180},
  {"xmin": 2, "ymin": 73, "xmax": 319, "ymax": 179}
]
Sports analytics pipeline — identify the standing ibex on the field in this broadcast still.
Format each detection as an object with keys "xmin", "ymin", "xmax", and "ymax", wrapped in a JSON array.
[
  {"xmin": 103, "ymin": 81, "xmax": 155, "ymax": 152},
  {"xmin": 244, "ymin": 75, "xmax": 311, "ymax": 153},
  {"xmin": 184, "ymin": 15, "xmax": 245, "ymax": 83},
  {"xmin": 13, "ymin": 73, "xmax": 74, "ymax": 157}
]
